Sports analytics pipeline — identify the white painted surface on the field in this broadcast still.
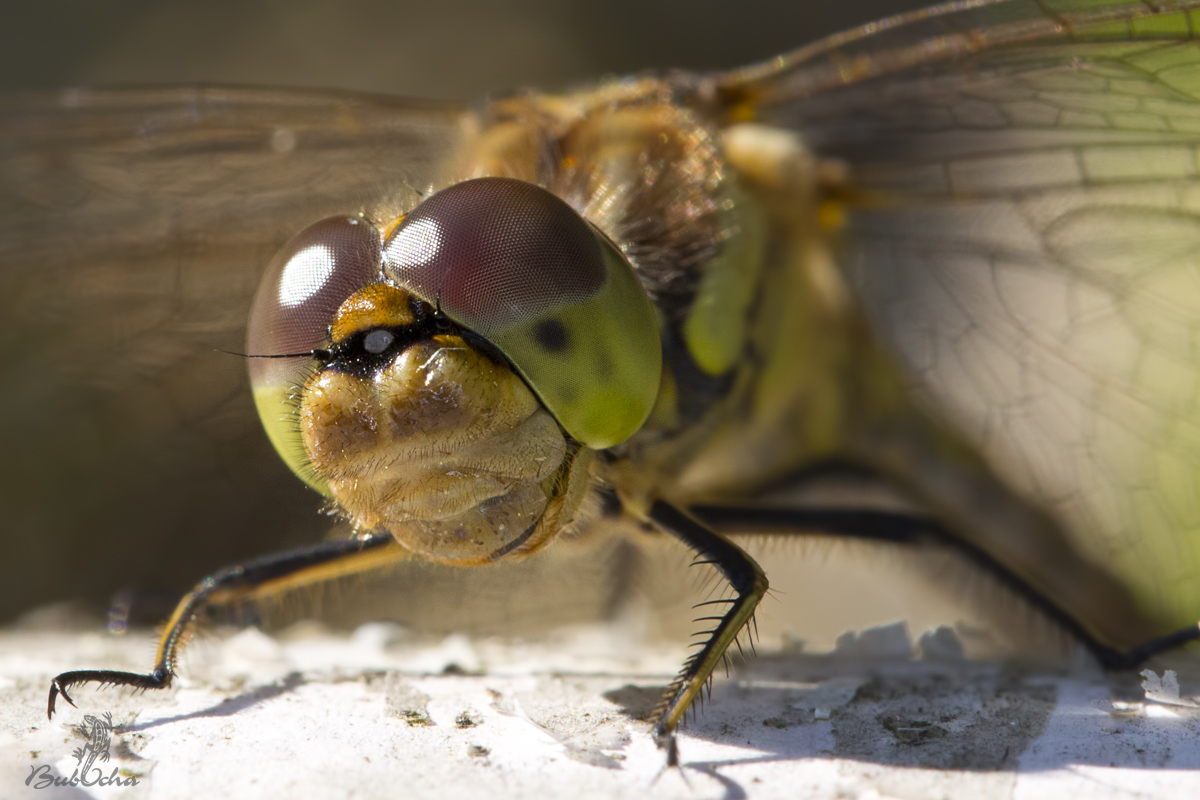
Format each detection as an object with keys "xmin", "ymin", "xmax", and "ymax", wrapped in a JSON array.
[{"xmin": 3, "ymin": 621, "xmax": 1200, "ymax": 799}]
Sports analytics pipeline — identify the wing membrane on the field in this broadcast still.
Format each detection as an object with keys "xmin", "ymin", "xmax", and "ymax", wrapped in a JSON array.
[
  {"xmin": 724, "ymin": 0, "xmax": 1200, "ymax": 106},
  {"xmin": 728, "ymin": 3, "xmax": 1200, "ymax": 634},
  {"xmin": 0, "ymin": 86, "xmax": 467, "ymax": 619}
]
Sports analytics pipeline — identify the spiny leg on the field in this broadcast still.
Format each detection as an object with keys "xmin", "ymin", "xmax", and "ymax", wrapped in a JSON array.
[
  {"xmin": 692, "ymin": 504, "xmax": 1200, "ymax": 670},
  {"xmin": 47, "ymin": 531, "xmax": 406, "ymax": 719},
  {"xmin": 647, "ymin": 500, "xmax": 769, "ymax": 767}
]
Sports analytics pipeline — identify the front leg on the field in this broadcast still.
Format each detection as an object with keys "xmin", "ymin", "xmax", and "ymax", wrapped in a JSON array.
[
  {"xmin": 47, "ymin": 531, "xmax": 406, "ymax": 718},
  {"xmin": 647, "ymin": 500, "xmax": 769, "ymax": 767}
]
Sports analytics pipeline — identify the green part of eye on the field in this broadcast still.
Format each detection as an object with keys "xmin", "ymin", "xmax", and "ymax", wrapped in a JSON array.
[
  {"xmin": 252, "ymin": 377, "xmax": 332, "ymax": 497},
  {"xmin": 493, "ymin": 233, "xmax": 662, "ymax": 449},
  {"xmin": 682, "ymin": 184, "xmax": 765, "ymax": 377}
]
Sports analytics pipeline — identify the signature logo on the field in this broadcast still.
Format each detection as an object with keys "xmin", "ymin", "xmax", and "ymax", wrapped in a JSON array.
[{"xmin": 27, "ymin": 711, "xmax": 140, "ymax": 790}]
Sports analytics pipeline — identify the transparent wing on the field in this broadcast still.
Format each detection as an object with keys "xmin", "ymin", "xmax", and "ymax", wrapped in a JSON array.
[
  {"xmin": 724, "ymin": 0, "xmax": 1200, "ymax": 638},
  {"xmin": 0, "ymin": 86, "xmax": 467, "ymax": 619}
]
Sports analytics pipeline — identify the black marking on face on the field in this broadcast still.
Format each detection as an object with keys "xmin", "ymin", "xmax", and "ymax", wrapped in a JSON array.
[{"xmin": 323, "ymin": 299, "xmax": 456, "ymax": 378}]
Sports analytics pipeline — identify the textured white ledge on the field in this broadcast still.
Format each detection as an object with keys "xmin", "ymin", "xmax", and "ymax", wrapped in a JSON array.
[{"xmin": 2, "ymin": 622, "xmax": 1200, "ymax": 800}]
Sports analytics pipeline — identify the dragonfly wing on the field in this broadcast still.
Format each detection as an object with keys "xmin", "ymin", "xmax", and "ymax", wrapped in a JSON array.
[
  {"xmin": 0, "ymin": 86, "xmax": 468, "ymax": 619},
  {"xmin": 728, "ymin": 1, "xmax": 1200, "ymax": 640}
]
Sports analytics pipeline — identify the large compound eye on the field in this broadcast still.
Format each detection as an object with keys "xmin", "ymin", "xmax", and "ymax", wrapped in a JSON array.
[
  {"xmin": 382, "ymin": 177, "xmax": 662, "ymax": 448},
  {"xmin": 247, "ymin": 216, "xmax": 382, "ymax": 491}
]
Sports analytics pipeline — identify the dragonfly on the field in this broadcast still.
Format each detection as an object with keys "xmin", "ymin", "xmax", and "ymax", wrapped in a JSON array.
[{"xmin": 6, "ymin": 0, "xmax": 1200, "ymax": 767}]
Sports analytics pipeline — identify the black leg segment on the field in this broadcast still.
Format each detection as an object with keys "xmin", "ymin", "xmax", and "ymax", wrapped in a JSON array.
[
  {"xmin": 47, "ymin": 532, "xmax": 402, "ymax": 719},
  {"xmin": 647, "ymin": 500, "xmax": 768, "ymax": 766},
  {"xmin": 691, "ymin": 504, "xmax": 1200, "ymax": 670}
]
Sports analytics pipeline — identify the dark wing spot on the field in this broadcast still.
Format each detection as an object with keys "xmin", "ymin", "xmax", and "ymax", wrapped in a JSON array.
[{"xmin": 532, "ymin": 319, "xmax": 570, "ymax": 353}]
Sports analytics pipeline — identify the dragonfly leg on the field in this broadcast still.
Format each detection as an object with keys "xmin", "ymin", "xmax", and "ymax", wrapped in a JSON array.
[
  {"xmin": 47, "ymin": 531, "xmax": 405, "ymax": 719},
  {"xmin": 647, "ymin": 500, "xmax": 768, "ymax": 767},
  {"xmin": 1103, "ymin": 626, "xmax": 1200, "ymax": 670},
  {"xmin": 691, "ymin": 504, "xmax": 1200, "ymax": 670}
]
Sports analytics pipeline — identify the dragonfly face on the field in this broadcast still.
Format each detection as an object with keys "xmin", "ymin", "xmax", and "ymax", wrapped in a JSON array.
[
  {"xmin": 8, "ymin": 0, "xmax": 1200, "ymax": 767},
  {"xmin": 247, "ymin": 178, "xmax": 660, "ymax": 562}
]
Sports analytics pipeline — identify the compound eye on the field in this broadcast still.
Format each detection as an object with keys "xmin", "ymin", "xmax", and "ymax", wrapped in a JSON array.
[
  {"xmin": 382, "ymin": 177, "xmax": 662, "ymax": 448},
  {"xmin": 247, "ymin": 216, "xmax": 382, "ymax": 491}
]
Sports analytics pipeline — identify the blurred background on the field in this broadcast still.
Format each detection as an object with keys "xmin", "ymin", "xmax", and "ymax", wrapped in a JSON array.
[
  {"xmin": 2, "ymin": 0, "xmax": 915, "ymax": 98},
  {"xmin": 1, "ymin": 0, "xmax": 991, "ymax": 656}
]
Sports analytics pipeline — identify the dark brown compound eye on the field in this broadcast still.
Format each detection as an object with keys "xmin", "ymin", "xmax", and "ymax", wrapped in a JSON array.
[
  {"xmin": 382, "ymin": 177, "xmax": 662, "ymax": 449},
  {"xmin": 246, "ymin": 216, "xmax": 383, "ymax": 491},
  {"xmin": 383, "ymin": 176, "xmax": 606, "ymax": 338},
  {"xmin": 248, "ymin": 216, "xmax": 383, "ymax": 361}
]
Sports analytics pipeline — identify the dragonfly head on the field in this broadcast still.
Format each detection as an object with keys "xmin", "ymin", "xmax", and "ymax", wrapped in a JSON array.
[{"xmin": 246, "ymin": 178, "xmax": 661, "ymax": 563}]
